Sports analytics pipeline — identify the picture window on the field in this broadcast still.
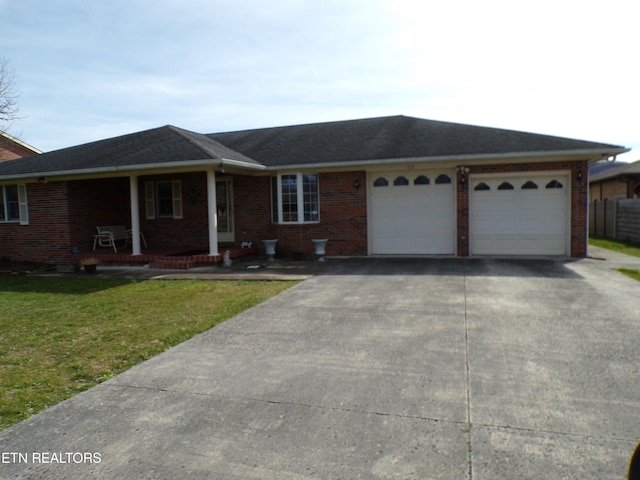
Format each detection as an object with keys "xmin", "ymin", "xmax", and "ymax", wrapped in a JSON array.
[{"xmin": 271, "ymin": 173, "xmax": 320, "ymax": 224}]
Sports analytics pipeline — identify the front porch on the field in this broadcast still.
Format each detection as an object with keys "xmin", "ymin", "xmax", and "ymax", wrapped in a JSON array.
[{"xmin": 78, "ymin": 245, "xmax": 258, "ymax": 270}]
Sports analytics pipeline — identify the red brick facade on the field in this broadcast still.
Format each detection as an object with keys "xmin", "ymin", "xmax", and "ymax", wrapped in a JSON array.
[
  {"xmin": 233, "ymin": 171, "xmax": 368, "ymax": 257},
  {"xmin": 0, "ymin": 182, "xmax": 71, "ymax": 263},
  {"xmin": 0, "ymin": 161, "xmax": 589, "ymax": 264}
]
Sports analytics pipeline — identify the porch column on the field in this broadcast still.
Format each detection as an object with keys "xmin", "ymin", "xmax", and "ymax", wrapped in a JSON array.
[
  {"xmin": 129, "ymin": 175, "xmax": 142, "ymax": 255},
  {"xmin": 207, "ymin": 169, "xmax": 220, "ymax": 256}
]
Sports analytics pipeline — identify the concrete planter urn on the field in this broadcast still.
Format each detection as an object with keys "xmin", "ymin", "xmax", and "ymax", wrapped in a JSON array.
[
  {"xmin": 83, "ymin": 264, "xmax": 97, "ymax": 274},
  {"xmin": 311, "ymin": 238, "xmax": 328, "ymax": 262},
  {"xmin": 262, "ymin": 239, "xmax": 278, "ymax": 261},
  {"xmin": 80, "ymin": 257, "xmax": 99, "ymax": 274}
]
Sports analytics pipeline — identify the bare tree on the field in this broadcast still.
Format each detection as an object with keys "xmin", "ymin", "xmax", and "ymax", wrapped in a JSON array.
[{"xmin": 0, "ymin": 58, "xmax": 20, "ymax": 133}]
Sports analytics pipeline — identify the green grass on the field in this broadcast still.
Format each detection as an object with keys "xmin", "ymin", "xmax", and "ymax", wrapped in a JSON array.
[
  {"xmin": 589, "ymin": 237, "xmax": 640, "ymax": 258},
  {"xmin": 590, "ymin": 237, "xmax": 640, "ymax": 281},
  {"xmin": 0, "ymin": 276, "xmax": 295, "ymax": 431},
  {"xmin": 618, "ymin": 268, "xmax": 640, "ymax": 282}
]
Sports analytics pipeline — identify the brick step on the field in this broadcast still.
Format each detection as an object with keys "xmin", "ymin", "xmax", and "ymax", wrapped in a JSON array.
[{"xmin": 149, "ymin": 260, "xmax": 196, "ymax": 270}]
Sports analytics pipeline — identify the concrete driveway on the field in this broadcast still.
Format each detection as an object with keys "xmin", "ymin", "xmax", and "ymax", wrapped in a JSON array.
[{"xmin": 1, "ymin": 252, "xmax": 639, "ymax": 479}]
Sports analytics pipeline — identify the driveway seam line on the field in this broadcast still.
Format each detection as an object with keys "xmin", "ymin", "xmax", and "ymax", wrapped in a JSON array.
[
  {"xmin": 463, "ymin": 258, "xmax": 473, "ymax": 480},
  {"xmin": 470, "ymin": 421, "xmax": 640, "ymax": 444}
]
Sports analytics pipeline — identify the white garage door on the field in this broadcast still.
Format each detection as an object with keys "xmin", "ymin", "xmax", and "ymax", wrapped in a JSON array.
[
  {"xmin": 369, "ymin": 171, "xmax": 455, "ymax": 254},
  {"xmin": 470, "ymin": 173, "xmax": 569, "ymax": 255}
]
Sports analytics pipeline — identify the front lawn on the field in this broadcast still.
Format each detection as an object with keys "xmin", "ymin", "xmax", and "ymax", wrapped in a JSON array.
[{"xmin": 0, "ymin": 276, "xmax": 295, "ymax": 431}]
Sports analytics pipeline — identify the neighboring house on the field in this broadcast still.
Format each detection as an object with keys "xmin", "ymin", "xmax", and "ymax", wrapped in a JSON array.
[
  {"xmin": 0, "ymin": 132, "xmax": 40, "ymax": 246},
  {"xmin": 0, "ymin": 131, "xmax": 41, "ymax": 162},
  {"xmin": 0, "ymin": 115, "xmax": 628, "ymax": 265},
  {"xmin": 589, "ymin": 159, "xmax": 640, "ymax": 241},
  {"xmin": 589, "ymin": 160, "xmax": 640, "ymax": 201}
]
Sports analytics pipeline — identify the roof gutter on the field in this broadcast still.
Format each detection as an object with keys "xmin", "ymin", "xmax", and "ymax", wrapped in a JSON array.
[
  {"xmin": 264, "ymin": 147, "xmax": 630, "ymax": 171},
  {"xmin": 0, "ymin": 146, "xmax": 628, "ymax": 182},
  {"xmin": 0, "ymin": 157, "xmax": 266, "ymax": 182}
]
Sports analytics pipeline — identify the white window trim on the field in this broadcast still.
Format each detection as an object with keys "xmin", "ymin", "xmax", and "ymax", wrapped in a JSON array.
[
  {"xmin": 171, "ymin": 180, "xmax": 183, "ymax": 219},
  {"xmin": 18, "ymin": 184, "xmax": 28, "ymax": 225},
  {"xmin": 271, "ymin": 173, "xmax": 320, "ymax": 225}
]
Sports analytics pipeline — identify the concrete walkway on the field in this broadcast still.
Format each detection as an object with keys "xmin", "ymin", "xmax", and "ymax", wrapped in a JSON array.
[{"xmin": 1, "ymin": 252, "xmax": 640, "ymax": 479}]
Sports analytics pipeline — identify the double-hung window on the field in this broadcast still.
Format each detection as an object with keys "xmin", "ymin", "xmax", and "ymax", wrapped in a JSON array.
[
  {"xmin": 0, "ymin": 184, "xmax": 28, "ymax": 224},
  {"xmin": 271, "ymin": 173, "xmax": 319, "ymax": 224},
  {"xmin": 145, "ymin": 180, "xmax": 183, "ymax": 219}
]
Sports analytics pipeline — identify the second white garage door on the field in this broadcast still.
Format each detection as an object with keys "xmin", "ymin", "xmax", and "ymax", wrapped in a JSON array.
[
  {"xmin": 470, "ymin": 173, "xmax": 569, "ymax": 256},
  {"xmin": 369, "ymin": 171, "xmax": 455, "ymax": 254}
]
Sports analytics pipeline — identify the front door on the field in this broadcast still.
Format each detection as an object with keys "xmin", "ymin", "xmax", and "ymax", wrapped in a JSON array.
[{"xmin": 216, "ymin": 179, "xmax": 234, "ymax": 243}]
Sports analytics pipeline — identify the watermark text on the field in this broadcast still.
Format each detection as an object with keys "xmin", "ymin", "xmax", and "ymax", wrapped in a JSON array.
[{"xmin": 1, "ymin": 451, "xmax": 101, "ymax": 464}]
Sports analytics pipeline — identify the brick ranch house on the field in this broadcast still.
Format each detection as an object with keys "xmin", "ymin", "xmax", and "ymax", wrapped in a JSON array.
[
  {"xmin": 589, "ymin": 160, "xmax": 640, "ymax": 201},
  {"xmin": 0, "ymin": 115, "xmax": 628, "ymax": 266}
]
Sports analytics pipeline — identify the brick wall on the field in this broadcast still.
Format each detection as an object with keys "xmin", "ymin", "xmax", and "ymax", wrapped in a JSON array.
[
  {"xmin": 68, "ymin": 178, "xmax": 131, "ymax": 251},
  {"xmin": 0, "ymin": 161, "xmax": 589, "ymax": 264},
  {"xmin": 139, "ymin": 172, "xmax": 210, "ymax": 250},
  {"xmin": 0, "ymin": 182, "xmax": 72, "ymax": 263},
  {"xmin": 456, "ymin": 170, "xmax": 469, "ymax": 256},
  {"xmin": 233, "ymin": 175, "xmax": 272, "ymax": 246},
  {"xmin": 234, "ymin": 171, "xmax": 367, "ymax": 258},
  {"xmin": 569, "ymin": 161, "xmax": 589, "ymax": 257}
]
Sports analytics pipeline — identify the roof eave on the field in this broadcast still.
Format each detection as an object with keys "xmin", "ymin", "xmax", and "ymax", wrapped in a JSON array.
[
  {"xmin": 590, "ymin": 171, "xmax": 640, "ymax": 183},
  {"xmin": 0, "ymin": 157, "xmax": 266, "ymax": 182},
  {"xmin": 0, "ymin": 132, "xmax": 42, "ymax": 154},
  {"xmin": 265, "ymin": 147, "xmax": 630, "ymax": 171},
  {"xmin": 0, "ymin": 146, "xmax": 628, "ymax": 181}
]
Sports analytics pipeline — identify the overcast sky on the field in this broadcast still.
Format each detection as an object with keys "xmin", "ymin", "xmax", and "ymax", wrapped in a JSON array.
[{"xmin": 1, "ymin": 0, "xmax": 638, "ymax": 161}]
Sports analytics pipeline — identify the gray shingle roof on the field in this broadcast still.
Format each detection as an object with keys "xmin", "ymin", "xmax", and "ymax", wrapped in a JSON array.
[
  {"xmin": 208, "ymin": 115, "xmax": 626, "ymax": 167},
  {"xmin": 0, "ymin": 115, "xmax": 628, "ymax": 179},
  {"xmin": 0, "ymin": 125, "xmax": 260, "ymax": 177},
  {"xmin": 589, "ymin": 160, "xmax": 640, "ymax": 183}
]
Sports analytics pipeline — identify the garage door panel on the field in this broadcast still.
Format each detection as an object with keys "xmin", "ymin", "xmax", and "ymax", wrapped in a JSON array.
[
  {"xmin": 470, "ymin": 174, "xmax": 568, "ymax": 256},
  {"xmin": 473, "ymin": 235, "xmax": 566, "ymax": 256},
  {"xmin": 370, "ymin": 171, "xmax": 455, "ymax": 255}
]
